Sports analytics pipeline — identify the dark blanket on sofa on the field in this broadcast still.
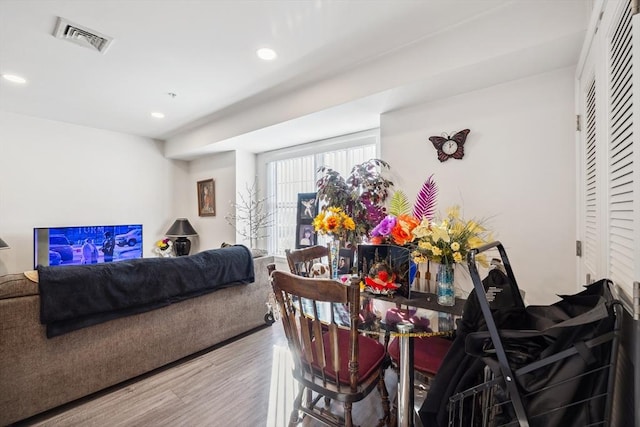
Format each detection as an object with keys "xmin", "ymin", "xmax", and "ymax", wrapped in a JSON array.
[{"xmin": 38, "ymin": 245, "xmax": 255, "ymax": 338}]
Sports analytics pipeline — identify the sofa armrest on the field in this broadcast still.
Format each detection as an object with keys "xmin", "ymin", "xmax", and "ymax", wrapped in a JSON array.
[{"xmin": 0, "ymin": 273, "xmax": 39, "ymax": 299}]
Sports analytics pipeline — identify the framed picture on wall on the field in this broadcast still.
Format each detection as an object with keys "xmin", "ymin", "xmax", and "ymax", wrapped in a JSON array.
[
  {"xmin": 296, "ymin": 192, "xmax": 317, "ymax": 248},
  {"xmin": 197, "ymin": 179, "xmax": 216, "ymax": 217},
  {"xmin": 297, "ymin": 192, "xmax": 318, "ymax": 220},
  {"xmin": 297, "ymin": 224, "xmax": 316, "ymax": 248}
]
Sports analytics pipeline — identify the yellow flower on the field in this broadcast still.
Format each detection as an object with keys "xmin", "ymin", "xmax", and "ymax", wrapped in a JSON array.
[
  {"xmin": 447, "ymin": 205, "xmax": 460, "ymax": 219},
  {"xmin": 466, "ymin": 220, "xmax": 484, "ymax": 234},
  {"xmin": 312, "ymin": 211, "xmax": 326, "ymax": 230},
  {"xmin": 451, "ymin": 221, "xmax": 465, "ymax": 235},
  {"xmin": 413, "ymin": 253, "xmax": 428, "ymax": 263},
  {"xmin": 431, "ymin": 224, "xmax": 450, "ymax": 243},
  {"xmin": 418, "ymin": 241, "xmax": 432, "ymax": 250},
  {"xmin": 412, "ymin": 218, "xmax": 431, "ymax": 239},
  {"xmin": 467, "ymin": 236, "xmax": 486, "ymax": 248},
  {"xmin": 326, "ymin": 216, "xmax": 339, "ymax": 232},
  {"xmin": 313, "ymin": 206, "xmax": 356, "ymax": 240},
  {"xmin": 343, "ymin": 216, "xmax": 355, "ymax": 231},
  {"xmin": 410, "ymin": 205, "xmax": 493, "ymax": 266}
]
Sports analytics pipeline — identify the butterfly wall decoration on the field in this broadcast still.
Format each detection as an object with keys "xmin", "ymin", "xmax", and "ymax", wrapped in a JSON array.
[{"xmin": 428, "ymin": 129, "xmax": 470, "ymax": 162}]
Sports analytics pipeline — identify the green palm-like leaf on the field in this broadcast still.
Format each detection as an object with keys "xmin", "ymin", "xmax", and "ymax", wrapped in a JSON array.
[{"xmin": 388, "ymin": 190, "xmax": 411, "ymax": 216}]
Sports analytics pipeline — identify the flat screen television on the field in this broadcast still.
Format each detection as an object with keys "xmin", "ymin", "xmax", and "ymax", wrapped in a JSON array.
[{"xmin": 34, "ymin": 224, "xmax": 143, "ymax": 268}]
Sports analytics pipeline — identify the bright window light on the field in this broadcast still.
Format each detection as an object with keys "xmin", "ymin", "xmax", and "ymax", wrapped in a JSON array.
[
  {"xmin": 257, "ymin": 48, "xmax": 277, "ymax": 61},
  {"xmin": 1, "ymin": 74, "xmax": 27, "ymax": 84},
  {"xmin": 264, "ymin": 139, "xmax": 376, "ymax": 255}
]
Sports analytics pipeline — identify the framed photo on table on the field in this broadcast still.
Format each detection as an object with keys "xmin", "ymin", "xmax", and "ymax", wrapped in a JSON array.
[
  {"xmin": 296, "ymin": 192, "xmax": 317, "ymax": 248},
  {"xmin": 358, "ymin": 244, "xmax": 413, "ymax": 298},
  {"xmin": 197, "ymin": 179, "xmax": 216, "ymax": 217},
  {"xmin": 337, "ymin": 248, "xmax": 355, "ymax": 275}
]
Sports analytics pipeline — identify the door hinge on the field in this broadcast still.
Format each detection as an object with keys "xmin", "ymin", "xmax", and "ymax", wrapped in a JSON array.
[
  {"xmin": 576, "ymin": 240, "xmax": 582, "ymax": 257},
  {"xmin": 576, "ymin": 115, "xmax": 581, "ymax": 132}
]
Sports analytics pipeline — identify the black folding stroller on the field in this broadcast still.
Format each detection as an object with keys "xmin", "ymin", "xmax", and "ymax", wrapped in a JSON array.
[{"xmin": 419, "ymin": 241, "xmax": 621, "ymax": 427}]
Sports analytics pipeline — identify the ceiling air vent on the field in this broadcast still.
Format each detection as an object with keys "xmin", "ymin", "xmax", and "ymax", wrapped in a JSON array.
[{"xmin": 53, "ymin": 17, "xmax": 113, "ymax": 53}]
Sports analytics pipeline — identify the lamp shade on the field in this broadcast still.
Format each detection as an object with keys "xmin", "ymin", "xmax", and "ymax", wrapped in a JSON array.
[
  {"xmin": 0, "ymin": 237, "xmax": 8, "ymax": 250},
  {"xmin": 165, "ymin": 218, "xmax": 198, "ymax": 237}
]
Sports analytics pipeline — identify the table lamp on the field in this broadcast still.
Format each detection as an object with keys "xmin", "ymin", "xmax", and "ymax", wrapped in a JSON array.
[
  {"xmin": 0, "ymin": 237, "xmax": 9, "ymax": 250},
  {"xmin": 165, "ymin": 218, "xmax": 197, "ymax": 256}
]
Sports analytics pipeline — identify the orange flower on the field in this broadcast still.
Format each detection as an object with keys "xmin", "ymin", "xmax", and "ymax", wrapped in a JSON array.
[
  {"xmin": 390, "ymin": 214, "xmax": 419, "ymax": 246},
  {"xmin": 325, "ymin": 216, "xmax": 339, "ymax": 231},
  {"xmin": 369, "ymin": 235, "xmax": 384, "ymax": 245}
]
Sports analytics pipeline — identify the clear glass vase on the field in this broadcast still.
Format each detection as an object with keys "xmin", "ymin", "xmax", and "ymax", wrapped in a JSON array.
[
  {"xmin": 436, "ymin": 263, "xmax": 455, "ymax": 306},
  {"xmin": 329, "ymin": 239, "xmax": 340, "ymax": 280}
]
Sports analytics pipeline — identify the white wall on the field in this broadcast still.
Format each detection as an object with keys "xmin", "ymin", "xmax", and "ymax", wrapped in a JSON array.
[
  {"xmin": 0, "ymin": 111, "xmax": 188, "ymax": 275},
  {"xmin": 234, "ymin": 150, "xmax": 258, "ymax": 247},
  {"xmin": 187, "ymin": 152, "xmax": 238, "ymax": 251},
  {"xmin": 0, "ymin": 67, "xmax": 579, "ymax": 303},
  {"xmin": 382, "ymin": 67, "xmax": 577, "ymax": 305}
]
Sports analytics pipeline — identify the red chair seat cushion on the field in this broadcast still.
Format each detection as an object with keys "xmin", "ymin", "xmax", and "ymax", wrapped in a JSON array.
[
  {"xmin": 310, "ymin": 329, "xmax": 386, "ymax": 385},
  {"xmin": 388, "ymin": 336, "xmax": 452, "ymax": 375}
]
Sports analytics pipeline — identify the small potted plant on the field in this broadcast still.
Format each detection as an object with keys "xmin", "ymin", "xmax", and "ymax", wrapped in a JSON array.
[{"xmin": 315, "ymin": 158, "xmax": 394, "ymax": 247}]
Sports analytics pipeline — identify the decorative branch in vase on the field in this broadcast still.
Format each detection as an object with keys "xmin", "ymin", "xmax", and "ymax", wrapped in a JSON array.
[{"xmin": 225, "ymin": 178, "xmax": 274, "ymax": 253}]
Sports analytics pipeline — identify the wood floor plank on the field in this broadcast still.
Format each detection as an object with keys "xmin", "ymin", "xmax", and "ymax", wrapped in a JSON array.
[{"xmin": 17, "ymin": 324, "xmax": 397, "ymax": 427}]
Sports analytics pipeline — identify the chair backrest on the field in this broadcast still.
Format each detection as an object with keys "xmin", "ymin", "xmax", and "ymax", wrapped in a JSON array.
[
  {"xmin": 285, "ymin": 245, "xmax": 332, "ymax": 277},
  {"xmin": 270, "ymin": 270, "xmax": 361, "ymax": 392}
]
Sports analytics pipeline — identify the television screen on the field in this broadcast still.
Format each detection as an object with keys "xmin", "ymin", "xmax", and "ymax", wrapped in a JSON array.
[{"xmin": 34, "ymin": 224, "xmax": 143, "ymax": 268}]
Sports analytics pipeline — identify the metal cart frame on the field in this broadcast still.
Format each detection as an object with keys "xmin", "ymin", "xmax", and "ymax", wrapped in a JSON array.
[{"xmin": 449, "ymin": 241, "xmax": 622, "ymax": 427}]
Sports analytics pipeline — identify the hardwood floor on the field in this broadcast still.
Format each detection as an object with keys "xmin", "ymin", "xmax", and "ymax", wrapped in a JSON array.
[{"xmin": 16, "ymin": 325, "xmax": 399, "ymax": 427}]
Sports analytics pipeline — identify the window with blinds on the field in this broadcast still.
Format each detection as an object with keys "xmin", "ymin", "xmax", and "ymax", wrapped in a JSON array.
[
  {"xmin": 608, "ymin": 2, "xmax": 635, "ymax": 291},
  {"xmin": 265, "ymin": 140, "xmax": 376, "ymax": 255}
]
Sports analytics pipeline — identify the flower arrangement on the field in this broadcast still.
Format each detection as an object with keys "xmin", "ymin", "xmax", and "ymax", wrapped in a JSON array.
[
  {"xmin": 370, "ymin": 214, "xmax": 420, "ymax": 246},
  {"xmin": 154, "ymin": 238, "xmax": 173, "ymax": 257},
  {"xmin": 411, "ymin": 206, "xmax": 491, "ymax": 267},
  {"xmin": 369, "ymin": 174, "xmax": 437, "ymax": 246},
  {"xmin": 312, "ymin": 207, "xmax": 356, "ymax": 242},
  {"xmin": 367, "ymin": 174, "xmax": 492, "ymax": 267},
  {"xmin": 315, "ymin": 159, "xmax": 394, "ymax": 246}
]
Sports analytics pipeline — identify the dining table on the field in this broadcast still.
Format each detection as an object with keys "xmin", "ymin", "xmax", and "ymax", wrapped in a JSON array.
[{"xmin": 359, "ymin": 289, "xmax": 466, "ymax": 427}]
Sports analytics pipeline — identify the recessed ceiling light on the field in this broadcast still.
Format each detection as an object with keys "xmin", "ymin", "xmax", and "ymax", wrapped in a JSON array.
[
  {"xmin": 151, "ymin": 112, "xmax": 165, "ymax": 119},
  {"xmin": 256, "ymin": 48, "xmax": 277, "ymax": 61},
  {"xmin": 1, "ymin": 74, "xmax": 27, "ymax": 84}
]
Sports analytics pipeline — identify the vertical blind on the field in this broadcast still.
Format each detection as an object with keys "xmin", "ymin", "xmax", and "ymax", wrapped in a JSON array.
[{"xmin": 267, "ymin": 144, "xmax": 376, "ymax": 255}]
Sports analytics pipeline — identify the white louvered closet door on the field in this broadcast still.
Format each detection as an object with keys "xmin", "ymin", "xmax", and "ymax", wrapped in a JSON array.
[
  {"xmin": 577, "ymin": 23, "xmax": 601, "ymax": 286},
  {"xmin": 577, "ymin": 0, "xmax": 639, "ymax": 300},
  {"xmin": 607, "ymin": 2, "xmax": 638, "ymax": 298},
  {"xmin": 581, "ymin": 73, "xmax": 600, "ymax": 284}
]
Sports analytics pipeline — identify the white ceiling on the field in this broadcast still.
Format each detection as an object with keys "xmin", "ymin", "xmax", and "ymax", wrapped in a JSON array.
[{"xmin": 0, "ymin": 1, "xmax": 591, "ymax": 159}]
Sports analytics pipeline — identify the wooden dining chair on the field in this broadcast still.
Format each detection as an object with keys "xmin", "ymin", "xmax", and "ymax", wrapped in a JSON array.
[
  {"xmin": 270, "ymin": 270, "xmax": 391, "ymax": 427},
  {"xmin": 285, "ymin": 245, "xmax": 332, "ymax": 278}
]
